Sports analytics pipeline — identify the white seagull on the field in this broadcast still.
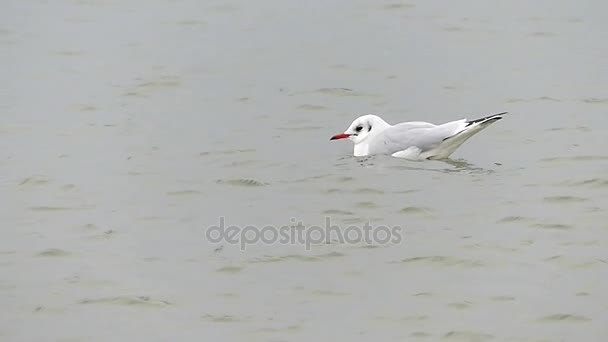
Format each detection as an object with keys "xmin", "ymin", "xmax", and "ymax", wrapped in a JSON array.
[{"xmin": 330, "ymin": 112, "xmax": 507, "ymax": 160}]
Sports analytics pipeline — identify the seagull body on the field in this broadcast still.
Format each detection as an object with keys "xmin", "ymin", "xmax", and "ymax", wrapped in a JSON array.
[{"xmin": 330, "ymin": 112, "xmax": 507, "ymax": 160}]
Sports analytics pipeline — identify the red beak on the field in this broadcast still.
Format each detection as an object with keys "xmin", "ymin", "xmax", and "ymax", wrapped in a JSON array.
[{"xmin": 330, "ymin": 133, "xmax": 351, "ymax": 140}]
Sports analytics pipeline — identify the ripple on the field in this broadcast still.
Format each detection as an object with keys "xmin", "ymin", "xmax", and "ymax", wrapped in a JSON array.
[
  {"xmin": 19, "ymin": 176, "xmax": 50, "ymax": 186},
  {"xmin": 393, "ymin": 256, "xmax": 484, "ymax": 268},
  {"xmin": 80, "ymin": 223, "xmax": 99, "ymax": 230},
  {"xmin": 506, "ymin": 96, "xmax": 561, "ymax": 103},
  {"xmin": 546, "ymin": 126, "xmax": 591, "ymax": 132},
  {"xmin": 447, "ymin": 302, "xmax": 472, "ymax": 310},
  {"xmin": 320, "ymin": 251, "xmax": 346, "ymax": 258},
  {"xmin": 544, "ymin": 195, "xmax": 588, "ymax": 203},
  {"xmin": 251, "ymin": 255, "xmax": 315, "ymax": 263},
  {"xmin": 310, "ymin": 289, "xmax": 348, "ymax": 296},
  {"xmin": 32, "ymin": 306, "xmax": 67, "ymax": 315},
  {"xmin": 497, "ymin": 216, "xmax": 534, "ymax": 224},
  {"xmin": 528, "ymin": 31, "xmax": 557, "ymax": 37},
  {"xmin": 580, "ymin": 97, "xmax": 608, "ymax": 104},
  {"xmin": 410, "ymin": 332, "xmax": 431, "ymax": 338},
  {"xmin": 216, "ymin": 266, "xmax": 243, "ymax": 273},
  {"xmin": 399, "ymin": 206, "xmax": 433, "ymax": 214},
  {"xmin": 252, "ymin": 325, "xmax": 301, "ymax": 333},
  {"xmin": 374, "ymin": 314, "xmax": 427, "ymax": 323},
  {"xmin": 84, "ymin": 230, "xmax": 115, "ymax": 241},
  {"xmin": 216, "ymin": 179, "xmax": 267, "ymax": 187},
  {"xmin": 37, "ymin": 249, "xmax": 71, "ymax": 257},
  {"xmin": 217, "ymin": 292, "xmax": 239, "ymax": 299},
  {"xmin": 340, "ymin": 217, "xmax": 367, "ymax": 224},
  {"xmin": 544, "ymin": 255, "xmax": 606, "ymax": 268},
  {"xmin": 392, "ymin": 189, "xmax": 419, "ymax": 194},
  {"xmin": 79, "ymin": 296, "xmax": 171, "ymax": 307},
  {"xmin": 354, "ymin": 188, "xmax": 384, "ymax": 194},
  {"xmin": 325, "ymin": 188, "xmax": 343, "ymax": 194},
  {"xmin": 62, "ymin": 184, "xmax": 77, "ymax": 191},
  {"xmin": 123, "ymin": 91, "xmax": 146, "ymax": 97},
  {"xmin": 532, "ymin": 223, "xmax": 572, "ymax": 230},
  {"xmin": 55, "ymin": 50, "xmax": 83, "ymax": 56},
  {"xmin": 315, "ymin": 87, "xmax": 354, "ymax": 95},
  {"xmin": 355, "ymin": 201, "xmax": 379, "ymax": 208},
  {"xmin": 291, "ymin": 87, "xmax": 377, "ymax": 97},
  {"xmin": 443, "ymin": 26, "xmax": 465, "ymax": 32},
  {"xmin": 166, "ymin": 190, "xmax": 203, "ymax": 196},
  {"xmin": 222, "ymin": 160, "xmax": 260, "ymax": 168},
  {"xmin": 297, "ymin": 104, "xmax": 327, "ymax": 111},
  {"xmin": 401, "ymin": 315, "xmax": 429, "ymax": 322},
  {"xmin": 383, "ymin": 3, "xmax": 415, "ymax": 10},
  {"xmin": 251, "ymin": 252, "xmax": 344, "ymax": 263},
  {"xmin": 540, "ymin": 155, "xmax": 608, "ymax": 162},
  {"xmin": 357, "ymin": 244, "xmax": 384, "ymax": 250},
  {"xmin": 135, "ymin": 79, "xmax": 181, "ymax": 89},
  {"xmin": 388, "ymin": 159, "xmax": 492, "ymax": 175},
  {"xmin": 322, "ymin": 209, "xmax": 354, "ymax": 215},
  {"xmin": 29, "ymin": 206, "xmax": 73, "ymax": 211},
  {"xmin": 280, "ymin": 174, "xmax": 332, "ymax": 184},
  {"xmin": 201, "ymin": 314, "xmax": 249, "ymax": 323},
  {"xmin": 537, "ymin": 314, "xmax": 590, "ymax": 322},
  {"xmin": 199, "ymin": 148, "xmax": 256, "ymax": 156},
  {"xmin": 563, "ymin": 178, "xmax": 608, "ymax": 187},
  {"xmin": 560, "ymin": 240, "xmax": 598, "ymax": 247},
  {"xmin": 442, "ymin": 331, "xmax": 493, "ymax": 341}
]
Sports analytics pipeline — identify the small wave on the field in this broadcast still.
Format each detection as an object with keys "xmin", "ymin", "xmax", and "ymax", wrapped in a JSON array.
[{"xmin": 216, "ymin": 179, "xmax": 267, "ymax": 187}]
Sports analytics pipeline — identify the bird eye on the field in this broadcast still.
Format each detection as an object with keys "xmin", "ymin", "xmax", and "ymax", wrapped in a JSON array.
[{"xmin": 355, "ymin": 126, "xmax": 363, "ymax": 132}]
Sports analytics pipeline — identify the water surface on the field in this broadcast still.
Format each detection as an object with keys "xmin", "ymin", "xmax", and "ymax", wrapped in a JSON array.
[{"xmin": 1, "ymin": 0, "xmax": 607, "ymax": 341}]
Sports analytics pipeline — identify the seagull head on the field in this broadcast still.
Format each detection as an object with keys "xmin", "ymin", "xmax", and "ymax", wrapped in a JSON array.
[{"xmin": 330, "ymin": 114, "xmax": 390, "ymax": 145}]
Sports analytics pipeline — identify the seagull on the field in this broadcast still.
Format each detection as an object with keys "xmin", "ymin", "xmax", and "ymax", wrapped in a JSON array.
[{"xmin": 330, "ymin": 112, "xmax": 508, "ymax": 160}]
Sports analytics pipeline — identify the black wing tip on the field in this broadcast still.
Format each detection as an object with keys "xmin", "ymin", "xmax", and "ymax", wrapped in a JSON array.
[
  {"xmin": 465, "ymin": 111, "xmax": 508, "ymax": 127},
  {"xmin": 485, "ymin": 111, "xmax": 508, "ymax": 119}
]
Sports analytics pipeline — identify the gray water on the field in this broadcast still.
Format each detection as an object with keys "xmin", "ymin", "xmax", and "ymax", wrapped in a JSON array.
[{"xmin": 2, "ymin": 0, "xmax": 608, "ymax": 341}]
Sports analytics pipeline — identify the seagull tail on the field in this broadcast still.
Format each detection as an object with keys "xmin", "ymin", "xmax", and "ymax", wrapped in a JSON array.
[{"xmin": 426, "ymin": 112, "xmax": 508, "ymax": 159}]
